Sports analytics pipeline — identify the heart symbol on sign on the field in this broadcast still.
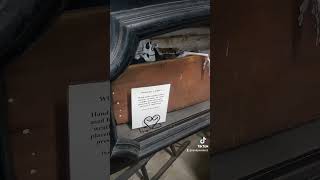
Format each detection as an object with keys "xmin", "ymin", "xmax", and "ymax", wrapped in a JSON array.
[{"xmin": 143, "ymin": 114, "xmax": 161, "ymax": 129}]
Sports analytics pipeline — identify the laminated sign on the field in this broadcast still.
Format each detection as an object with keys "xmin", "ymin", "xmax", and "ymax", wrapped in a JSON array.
[
  {"xmin": 131, "ymin": 84, "xmax": 171, "ymax": 129},
  {"xmin": 68, "ymin": 81, "xmax": 110, "ymax": 180}
]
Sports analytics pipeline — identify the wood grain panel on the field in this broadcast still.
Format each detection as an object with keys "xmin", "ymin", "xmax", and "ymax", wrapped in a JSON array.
[
  {"xmin": 112, "ymin": 56, "xmax": 210, "ymax": 124},
  {"xmin": 212, "ymin": 0, "xmax": 320, "ymax": 153},
  {"xmin": 4, "ymin": 8, "xmax": 108, "ymax": 180}
]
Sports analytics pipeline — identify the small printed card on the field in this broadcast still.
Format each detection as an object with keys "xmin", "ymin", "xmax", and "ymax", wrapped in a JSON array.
[
  {"xmin": 68, "ymin": 81, "xmax": 110, "ymax": 180},
  {"xmin": 131, "ymin": 84, "xmax": 171, "ymax": 129}
]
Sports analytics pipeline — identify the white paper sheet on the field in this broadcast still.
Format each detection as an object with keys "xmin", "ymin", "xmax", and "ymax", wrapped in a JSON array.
[{"xmin": 131, "ymin": 84, "xmax": 171, "ymax": 129}]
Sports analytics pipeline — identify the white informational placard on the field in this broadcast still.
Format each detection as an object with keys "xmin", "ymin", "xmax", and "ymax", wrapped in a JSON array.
[
  {"xmin": 68, "ymin": 81, "xmax": 110, "ymax": 180},
  {"xmin": 131, "ymin": 84, "xmax": 171, "ymax": 129}
]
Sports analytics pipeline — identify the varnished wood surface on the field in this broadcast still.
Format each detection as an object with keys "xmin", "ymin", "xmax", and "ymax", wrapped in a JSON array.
[
  {"xmin": 4, "ymin": 8, "xmax": 108, "ymax": 180},
  {"xmin": 112, "ymin": 56, "xmax": 210, "ymax": 124},
  {"xmin": 212, "ymin": 0, "xmax": 320, "ymax": 153}
]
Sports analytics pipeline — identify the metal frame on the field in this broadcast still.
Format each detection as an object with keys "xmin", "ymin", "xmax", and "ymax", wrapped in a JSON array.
[
  {"xmin": 110, "ymin": 108, "xmax": 210, "ymax": 174},
  {"xmin": 114, "ymin": 140, "xmax": 190, "ymax": 180},
  {"xmin": 109, "ymin": 1, "xmax": 210, "ymax": 173},
  {"xmin": 110, "ymin": 0, "xmax": 210, "ymax": 80}
]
